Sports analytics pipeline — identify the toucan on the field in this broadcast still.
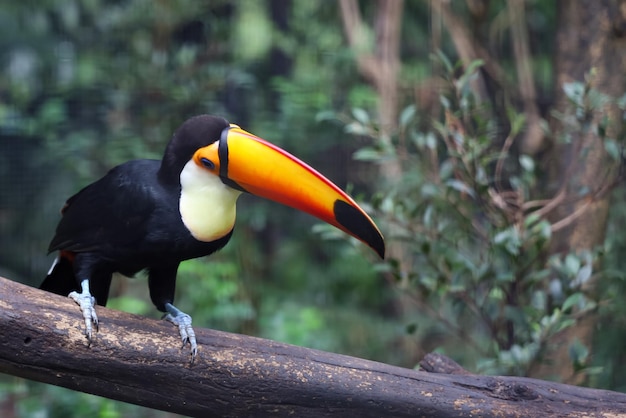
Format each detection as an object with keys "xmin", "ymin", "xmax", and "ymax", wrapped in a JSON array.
[{"xmin": 40, "ymin": 115, "xmax": 385, "ymax": 361}]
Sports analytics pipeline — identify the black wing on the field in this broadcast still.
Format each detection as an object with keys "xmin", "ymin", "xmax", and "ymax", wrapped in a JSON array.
[{"xmin": 48, "ymin": 160, "xmax": 164, "ymax": 254}]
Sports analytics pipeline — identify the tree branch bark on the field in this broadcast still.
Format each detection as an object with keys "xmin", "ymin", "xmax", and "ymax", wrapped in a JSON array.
[{"xmin": 2, "ymin": 277, "xmax": 626, "ymax": 417}]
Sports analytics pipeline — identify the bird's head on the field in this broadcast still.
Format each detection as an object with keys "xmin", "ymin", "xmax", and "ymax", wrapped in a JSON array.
[{"xmin": 161, "ymin": 115, "xmax": 385, "ymax": 259}]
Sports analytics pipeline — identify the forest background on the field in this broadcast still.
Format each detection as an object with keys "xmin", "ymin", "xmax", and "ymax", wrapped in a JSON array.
[{"xmin": 1, "ymin": 1, "xmax": 625, "ymax": 416}]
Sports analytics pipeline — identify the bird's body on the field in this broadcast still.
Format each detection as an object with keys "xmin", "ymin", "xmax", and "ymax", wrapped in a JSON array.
[
  {"xmin": 40, "ymin": 115, "xmax": 384, "ymax": 361},
  {"xmin": 41, "ymin": 159, "xmax": 232, "ymax": 309}
]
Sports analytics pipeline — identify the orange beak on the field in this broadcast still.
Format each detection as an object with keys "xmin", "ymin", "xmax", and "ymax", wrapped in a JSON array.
[{"xmin": 192, "ymin": 125, "xmax": 385, "ymax": 258}]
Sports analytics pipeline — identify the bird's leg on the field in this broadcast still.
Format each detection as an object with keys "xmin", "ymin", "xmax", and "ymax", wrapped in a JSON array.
[
  {"xmin": 68, "ymin": 279, "xmax": 99, "ymax": 342},
  {"xmin": 163, "ymin": 303, "xmax": 197, "ymax": 362}
]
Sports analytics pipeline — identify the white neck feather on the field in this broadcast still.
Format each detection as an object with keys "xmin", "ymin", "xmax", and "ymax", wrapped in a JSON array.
[{"xmin": 179, "ymin": 161, "xmax": 241, "ymax": 242}]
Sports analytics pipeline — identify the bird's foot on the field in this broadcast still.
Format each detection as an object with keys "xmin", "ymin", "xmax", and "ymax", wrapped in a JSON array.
[
  {"xmin": 164, "ymin": 303, "xmax": 197, "ymax": 362},
  {"xmin": 68, "ymin": 279, "xmax": 98, "ymax": 342}
]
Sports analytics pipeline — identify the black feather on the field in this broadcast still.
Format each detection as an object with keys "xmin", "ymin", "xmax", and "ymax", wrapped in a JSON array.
[{"xmin": 42, "ymin": 115, "xmax": 233, "ymax": 311}]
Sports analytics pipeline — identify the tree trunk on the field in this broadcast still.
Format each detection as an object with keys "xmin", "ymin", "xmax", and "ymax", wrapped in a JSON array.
[
  {"xmin": 338, "ymin": 0, "xmax": 405, "ymax": 224},
  {"xmin": 533, "ymin": 0, "xmax": 626, "ymax": 383},
  {"xmin": 2, "ymin": 276, "xmax": 626, "ymax": 417}
]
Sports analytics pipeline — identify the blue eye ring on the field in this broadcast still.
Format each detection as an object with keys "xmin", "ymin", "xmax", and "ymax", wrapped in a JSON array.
[{"xmin": 200, "ymin": 158, "xmax": 215, "ymax": 169}]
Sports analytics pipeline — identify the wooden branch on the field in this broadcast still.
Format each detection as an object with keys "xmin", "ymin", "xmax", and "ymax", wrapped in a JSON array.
[{"xmin": 2, "ymin": 276, "xmax": 626, "ymax": 417}]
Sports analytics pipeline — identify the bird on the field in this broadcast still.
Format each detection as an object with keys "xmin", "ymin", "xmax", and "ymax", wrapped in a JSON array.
[{"xmin": 40, "ymin": 115, "xmax": 385, "ymax": 361}]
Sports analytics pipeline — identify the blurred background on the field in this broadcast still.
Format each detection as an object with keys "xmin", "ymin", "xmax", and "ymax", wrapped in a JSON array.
[{"xmin": 1, "ymin": 0, "xmax": 625, "ymax": 416}]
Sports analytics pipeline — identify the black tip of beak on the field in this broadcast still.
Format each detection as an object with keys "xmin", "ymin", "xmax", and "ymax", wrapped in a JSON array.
[{"xmin": 334, "ymin": 200, "xmax": 385, "ymax": 259}]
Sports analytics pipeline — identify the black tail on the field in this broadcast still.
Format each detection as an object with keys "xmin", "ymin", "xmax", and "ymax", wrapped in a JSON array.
[{"xmin": 40, "ymin": 253, "xmax": 79, "ymax": 296}]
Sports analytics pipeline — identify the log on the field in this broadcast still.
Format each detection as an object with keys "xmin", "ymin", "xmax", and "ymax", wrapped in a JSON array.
[{"xmin": 1, "ymin": 276, "xmax": 625, "ymax": 417}]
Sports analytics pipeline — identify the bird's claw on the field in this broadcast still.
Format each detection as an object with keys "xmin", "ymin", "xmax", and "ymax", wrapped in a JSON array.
[
  {"xmin": 68, "ymin": 290, "xmax": 99, "ymax": 342},
  {"xmin": 164, "ymin": 312, "xmax": 198, "ymax": 362}
]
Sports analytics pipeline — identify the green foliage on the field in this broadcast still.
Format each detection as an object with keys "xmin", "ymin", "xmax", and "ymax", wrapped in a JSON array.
[
  {"xmin": 174, "ymin": 258, "xmax": 255, "ymax": 331},
  {"xmin": 344, "ymin": 57, "xmax": 620, "ymax": 376},
  {"xmin": 0, "ymin": 2, "xmax": 407, "ymax": 415},
  {"xmin": 556, "ymin": 71, "xmax": 625, "ymax": 152},
  {"xmin": 0, "ymin": 377, "xmax": 173, "ymax": 418},
  {"xmin": 1, "ymin": 1, "xmax": 624, "ymax": 416}
]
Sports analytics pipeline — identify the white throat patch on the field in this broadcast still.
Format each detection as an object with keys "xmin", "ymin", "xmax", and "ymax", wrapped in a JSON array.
[{"xmin": 179, "ymin": 160, "xmax": 241, "ymax": 242}]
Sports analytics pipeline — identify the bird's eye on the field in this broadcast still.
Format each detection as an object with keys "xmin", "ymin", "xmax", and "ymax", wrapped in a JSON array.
[{"xmin": 200, "ymin": 158, "xmax": 215, "ymax": 170}]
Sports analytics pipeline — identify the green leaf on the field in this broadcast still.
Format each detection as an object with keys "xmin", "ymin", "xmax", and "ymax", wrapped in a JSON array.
[
  {"xmin": 527, "ymin": 269, "xmax": 551, "ymax": 283},
  {"xmin": 410, "ymin": 131, "xmax": 426, "ymax": 148},
  {"xmin": 531, "ymin": 290, "xmax": 546, "ymax": 310},
  {"xmin": 604, "ymin": 138, "xmax": 621, "ymax": 161},
  {"xmin": 352, "ymin": 107, "xmax": 370, "ymax": 125},
  {"xmin": 563, "ymin": 81, "xmax": 585, "ymax": 105},
  {"xmin": 494, "ymin": 227, "xmax": 522, "ymax": 256},
  {"xmin": 555, "ymin": 318, "xmax": 576, "ymax": 333},
  {"xmin": 315, "ymin": 110, "xmax": 336, "ymax": 122},
  {"xmin": 399, "ymin": 105, "xmax": 416, "ymax": 129},
  {"xmin": 507, "ymin": 108, "xmax": 526, "ymax": 137},
  {"xmin": 573, "ymin": 264, "xmax": 592, "ymax": 287},
  {"xmin": 345, "ymin": 121, "xmax": 368, "ymax": 136},
  {"xmin": 617, "ymin": 92, "xmax": 626, "ymax": 109},
  {"xmin": 562, "ymin": 293, "xmax": 584, "ymax": 312},
  {"xmin": 353, "ymin": 147, "xmax": 381, "ymax": 161},
  {"xmin": 565, "ymin": 254, "xmax": 581, "ymax": 276},
  {"xmin": 489, "ymin": 287, "xmax": 505, "ymax": 301},
  {"xmin": 425, "ymin": 132, "xmax": 437, "ymax": 149},
  {"xmin": 439, "ymin": 95, "xmax": 451, "ymax": 109},
  {"xmin": 456, "ymin": 60, "xmax": 484, "ymax": 96},
  {"xmin": 519, "ymin": 155, "xmax": 535, "ymax": 172},
  {"xmin": 568, "ymin": 339, "xmax": 589, "ymax": 365},
  {"xmin": 496, "ymin": 272, "xmax": 515, "ymax": 282},
  {"xmin": 445, "ymin": 179, "xmax": 475, "ymax": 198},
  {"xmin": 583, "ymin": 366, "xmax": 605, "ymax": 376},
  {"xmin": 587, "ymin": 89, "xmax": 610, "ymax": 111},
  {"xmin": 39, "ymin": 98, "xmax": 66, "ymax": 125},
  {"xmin": 530, "ymin": 220, "xmax": 552, "ymax": 242},
  {"xmin": 431, "ymin": 50, "xmax": 453, "ymax": 74},
  {"xmin": 464, "ymin": 59, "xmax": 485, "ymax": 77},
  {"xmin": 524, "ymin": 213, "xmax": 541, "ymax": 228},
  {"xmin": 422, "ymin": 204, "xmax": 434, "ymax": 227}
]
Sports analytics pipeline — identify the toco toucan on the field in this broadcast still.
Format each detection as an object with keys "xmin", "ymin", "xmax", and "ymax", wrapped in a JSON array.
[{"xmin": 41, "ymin": 115, "xmax": 385, "ymax": 361}]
